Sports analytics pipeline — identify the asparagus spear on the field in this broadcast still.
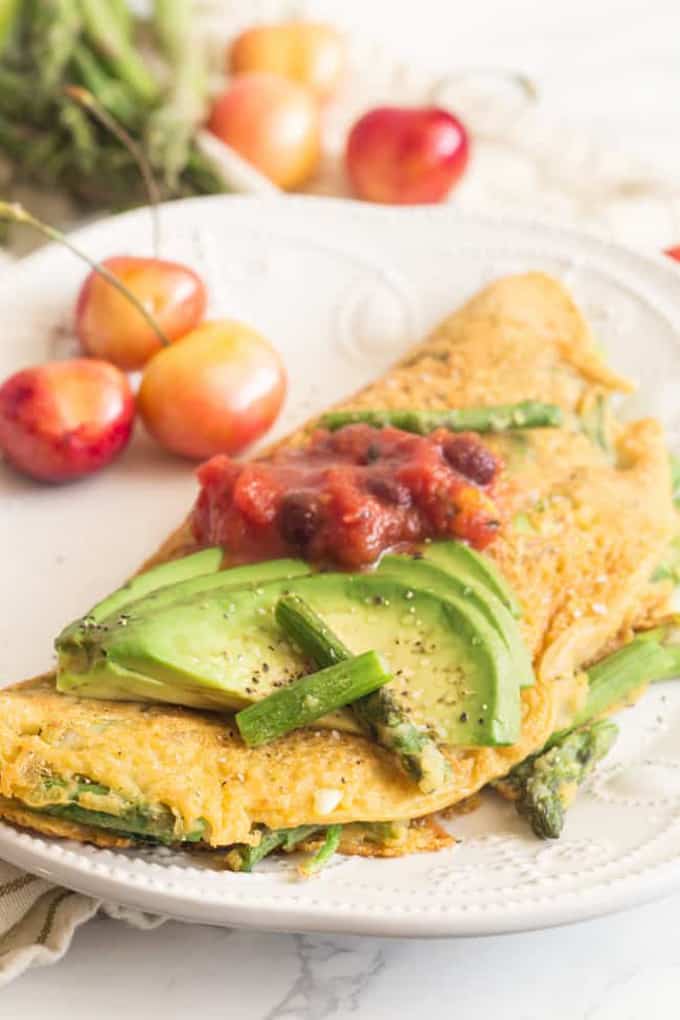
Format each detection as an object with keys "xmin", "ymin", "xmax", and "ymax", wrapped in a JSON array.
[
  {"xmin": 319, "ymin": 401, "xmax": 563, "ymax": 435},
  {"xmin": 28, "ymin": 0, "xmax": 82, "ymax": 93},
  {"xmin": 275, "ymin": 594, "xmax": 451, "ymax": 794},
  {"xmin": 38, "ymin": 776, "xmax": 206, "ymax": 844},
  {"xmin": 566, "ymin": 626, "xmax": 680, "ymax": 735},
  {"xmin": 147, "ymin": 0, "xmax": 208, "ymax": 187},
  {"xmin": 498, "ymin": 624, "xmax": 680, "ymax": 838},
  {"xmin": 58, "ymin": 100, "xmax": 97, "ymax": 173},
  {"xmin": 0, "ymin": 114, "xmax": 67, "ymax": 179},
  {"xmin": 78, "ymin": 0, "xmax": 158, "ymax": 105},
  {"xmin": 235, "ymin": 650, "xmax": 392, "ymax": 747},
  {"xmin": 65, "ymin": 85, "xmax": 162, "ymax": 254},
  {"xmin": 41, "ymin": 801, "xmax": 205, "ymax": 844},
  {"xmin": 108, "ymin": 0, "xmax": 132, "ymax": 40},
  {"xmin": 0, "ymin": 0, "xmax": 21, "ymax": 57},
  {"xmin": 71, "ymin": 43, "xmax": 138, "ymax": 126},
  {"xmin": 499, "ymin": 720, "xmax": 618, "ymax": 839},
  {"xmin": 224, "ymin": 824, "xmax": 324, "ymax": 872},
  {"xmin": 298, "ymin": 825, "xmax": 342, "ymax": 878}
]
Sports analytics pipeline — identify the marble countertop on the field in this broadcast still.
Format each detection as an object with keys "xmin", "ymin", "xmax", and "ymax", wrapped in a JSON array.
[
  {"xmin": 6, "ymin": 892, "xmax": 680, "ymax": 1018},
  {"xmin": 4, "ymin": 0, "xmax": 680, "ymax": 1014}
]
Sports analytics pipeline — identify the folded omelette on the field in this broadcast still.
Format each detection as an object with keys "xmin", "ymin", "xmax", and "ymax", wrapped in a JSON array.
[{"xmin": 0, "ymin": 272, "xmax": 674, "ymax": 856}]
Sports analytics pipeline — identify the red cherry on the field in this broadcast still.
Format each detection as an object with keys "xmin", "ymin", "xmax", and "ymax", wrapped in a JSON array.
[
  {"xmin": 0, "ymin": 359, "xmax": 134, "ymax": 483},
  {"xmin": 665, "ymin": 247, "xmax": 680, "ymax": 262},
  {"xmin": 76, "ymin": 255, "xmax": 207, "ymax": 370},
  {"xmin": 345, "ymin": 106, "xmax": 470, "ymax": 204}
]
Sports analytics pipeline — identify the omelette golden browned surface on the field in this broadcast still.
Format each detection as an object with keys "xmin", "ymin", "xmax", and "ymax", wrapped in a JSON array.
[{"xmin": 0, "ymin": 272, "xmax": 675, "ymax": 852}]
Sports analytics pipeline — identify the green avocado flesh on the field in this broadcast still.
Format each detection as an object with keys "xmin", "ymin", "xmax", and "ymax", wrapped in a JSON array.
[
  {"xmin": 376, "ymin": 555, "xmax": 534, "ymax": 688},
  {"xmin": 96, "ymin": 558, "xmax": 311, "ymax": 621},
  {"xmin": 57, "ymin": 557, "xmax": 312, "ymax": 688},
  {"xmin": 420, "ymin": 541, "xmax": 523, "ymax": 619},
  {"xmin": 58, "ymin": 567, "xmax": 520, "ymax": 747},
  {"xmin": 58, "ymin": 547, "xmax": 224, "ymax": 648}
]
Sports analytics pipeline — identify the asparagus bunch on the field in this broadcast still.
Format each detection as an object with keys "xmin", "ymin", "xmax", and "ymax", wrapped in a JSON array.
[
  {"xmin": 0, "ymin": 0, "xmax": 227, "ymax": 213},
  {"xmin": 497, "ymin": 625, "xmax": 680, "ymax": 838}
]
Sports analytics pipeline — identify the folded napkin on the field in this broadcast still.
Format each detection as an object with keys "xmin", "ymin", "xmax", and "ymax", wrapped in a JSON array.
[{"xmin": 0, "ymin": 861, "xmax": 163, "ymax": 987}]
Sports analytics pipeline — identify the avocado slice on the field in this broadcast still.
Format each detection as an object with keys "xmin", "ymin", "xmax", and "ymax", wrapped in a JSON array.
[
  {"xmin": 58, "ymin": 573, "xmax": 520, "ymax": 747},
  {"xmin": 377, "ymin": 553, "xmax": 534, "ymax": 688},
  {"xmin": 57, "ymin": 555, "xmax": 311, "ymax": 658},
  {"xmin": 420, "ymin": 541, "xmax": 523, "ymax": 619},
  {"xmin": 93, "ymin": 557, "xmax": 312, "ymax": 622},
  {"xmin": 82, "ymin": 547, "xmax": 224, "ymax": 624},
  {"xmin": 57, "ymin": 547, "xmax": 224, "ymax": 649}
]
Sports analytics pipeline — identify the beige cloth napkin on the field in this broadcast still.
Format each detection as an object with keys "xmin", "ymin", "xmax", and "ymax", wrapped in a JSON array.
[
  {"xmin": 3, "ymin": 0, "xmax": 680, "ymax": 989},
  {"xmin": 0, "ymin": 861, "xmax": 163, "ymax": 986}
]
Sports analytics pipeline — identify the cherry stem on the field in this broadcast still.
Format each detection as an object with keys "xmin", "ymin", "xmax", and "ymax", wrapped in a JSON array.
[
  {"xmin": 64, "ymin": 86, "xmax": 162, "ymax": 257},
  {"xmin": 0, "ymin": 201, "xmax": 169, "ymax": 348}
]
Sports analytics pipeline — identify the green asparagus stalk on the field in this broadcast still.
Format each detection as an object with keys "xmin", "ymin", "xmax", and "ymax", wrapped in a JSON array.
[
  {"xmin": 235, "ymin": 650, "xmax": 392, "ymax": 747},
  {"xmin": 0, "ymin": 115, "xmax": 66, "ymax": 178},
  {"xmin": 499, "ymin": 624, "xmax": 680, "ymax": 838},
  {"xmin": 147, "ymin": 0, "xmax": 209, "ymax": 187},
  {"xmin": 38, "ymin": 776, "xmax": 206, "ymax": 844},
  {"xmin": 0, "ymin": 65, "xmax": 35, "ymax": 118},
  {"xmin": 224, "ymin": 824, "xmax": 324, "ymax": 872},
  {"xmin": 0, "ymin": 0, "xmax": 21, "ymax": 57},
  {"xmin": 78, "ymin": 0, "xmax": 159, "ymax": 105},
  {"xmin": 319, "ymin": 401, "xmax": 563, "ymax": 435},
  {"xmin": 108, "ymin": 0, "xmax": 132, "ymax": 40},
  {"xmin": 352, "ymin": 689, "xmax": 452, "ymax": 794},
  {"xmin": 28, "ymin": 0, "xmax": 82, "ymax": 93},
  {"xmin": 70, "ymin": 44, "xmax": 138, "ymax": 126},
  {"xmin": 500, "ymin": 720, "xmax": 618, "ymax": 839},
  {"xmin": 275, "ymin": 593, "xmax": 349, "ymax": 665},
  {"xmin": 58, "ymin": 100, "xmax": 97, "ymax": 173},
  {"xmin": 65, "ymin": 86, "xmax": 162, "ymax": 254},
  {"xmin": 183, "ymin": 145, "xmax": 231, "ymax": 194},
  {"xmin": 567, "ymin": 626, "xmax": 680, "ymax": 734},
  {"xmin": 275, "ymin": 594, "xmax": 451, "ymax": 794},
  {"xmin": 298, "ymin": 825, "xmax": 342, "ymax": 878},
  {"xmin": 0, "ymin": 3, "xmax": 228, "ymax": 213}
]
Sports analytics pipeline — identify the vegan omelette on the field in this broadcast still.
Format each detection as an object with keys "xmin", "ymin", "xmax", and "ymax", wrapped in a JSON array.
[{"xmin": 0, "ymin": 272, "xmax": 676, "ymax": 863}]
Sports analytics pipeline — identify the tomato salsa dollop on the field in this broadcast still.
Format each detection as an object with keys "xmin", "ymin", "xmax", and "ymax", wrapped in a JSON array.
[{"xmin": 192, "ymin": 424, "xmax": 502, "ymax": 568}]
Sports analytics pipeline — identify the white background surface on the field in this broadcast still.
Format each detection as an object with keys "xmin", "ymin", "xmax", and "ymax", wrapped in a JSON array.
[{"xmin": 5, "ymin": 0, "xmax": 680, "ymax": 1015}]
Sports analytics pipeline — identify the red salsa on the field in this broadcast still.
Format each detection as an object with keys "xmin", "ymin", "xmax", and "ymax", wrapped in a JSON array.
[{"xmin": 192, "ymin": 424, "xmax": 502, "ymax": 568}]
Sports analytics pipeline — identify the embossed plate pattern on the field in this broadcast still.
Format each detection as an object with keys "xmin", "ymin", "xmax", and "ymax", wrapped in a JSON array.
[{"xmin": 2, "ymin": 196, "xmax": 680, "ymax": 935}]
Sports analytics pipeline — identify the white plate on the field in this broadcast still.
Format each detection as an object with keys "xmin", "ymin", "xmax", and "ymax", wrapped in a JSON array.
[{"xmin": 2, "ymin": 196, "xmax": 680, "ymax": 937}]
